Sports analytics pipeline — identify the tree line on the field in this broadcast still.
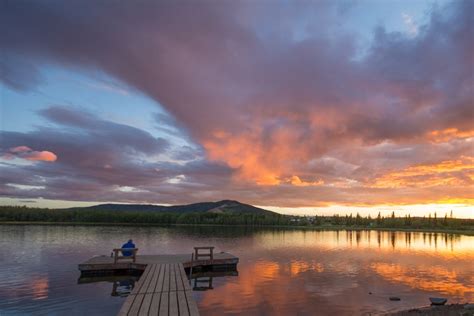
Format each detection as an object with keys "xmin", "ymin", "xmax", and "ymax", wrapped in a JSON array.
[
  {"xmin": 0, "ymin": 206, "xmax": 293, "ymax": 226},
  {"xmin": 306, "ymin": 211, "xmax": 473, "ymax": 231},
  {"xmin": 0, "ymin": 206, "xmax": 472, "ymax": 231}
]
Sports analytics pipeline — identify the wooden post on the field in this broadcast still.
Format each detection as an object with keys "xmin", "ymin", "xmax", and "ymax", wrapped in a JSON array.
[
  {"xmin": 114, "ymin": 249, "xmax": 119, "ymax": 264},
  {"xmin": 189, "ymin": 252, "xmax": 194, "ymax": 283}
]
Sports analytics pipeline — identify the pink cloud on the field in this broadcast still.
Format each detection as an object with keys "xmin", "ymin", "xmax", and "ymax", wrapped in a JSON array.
[
  {"xmin": 10, "ymin": 146, "xmax": 32, "ymax": 153},
  {"xmin": 7, "ymin": 146, "xmax": 57, "ymax": 162}
]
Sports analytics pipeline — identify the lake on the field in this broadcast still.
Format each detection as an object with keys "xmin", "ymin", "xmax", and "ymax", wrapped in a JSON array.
[{"xmin": 0, "ymin": 225, "xmax": 472, "ymax": 315}]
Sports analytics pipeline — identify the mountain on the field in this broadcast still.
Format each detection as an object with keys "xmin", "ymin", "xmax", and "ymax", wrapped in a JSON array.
[{"xmin": 65, "ymin": 200, "xmax": 277, "ymax": 216}]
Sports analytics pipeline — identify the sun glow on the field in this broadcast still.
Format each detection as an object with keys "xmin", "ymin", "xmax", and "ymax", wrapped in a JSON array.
[{"xmin": 263, "ymin": 204, "xmax": 474, "ymax": 219}]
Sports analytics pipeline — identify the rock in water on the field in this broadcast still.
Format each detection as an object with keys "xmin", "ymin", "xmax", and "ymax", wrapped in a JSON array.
[
  {"xmin": 389, "ymin": 297, "xmax": 401, "ymax": 301},
  {"xmin": 429, "ymin": 297, "xmax": 447, "ymax": 305}
]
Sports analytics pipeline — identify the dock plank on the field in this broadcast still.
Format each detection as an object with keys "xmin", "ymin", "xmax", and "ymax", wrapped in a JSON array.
[
  {"xmin": 128, "ymin": 293, "xmax": 145, "ymax": 316},
  {"xmin": 155, "ymin": 264, "xmax": 165, "ymax": 294},
  {"xmin": 185, "ymin": 290, "xmax": 200, "ymax": 316},
  {"xmin": 177, "ymin": 290, "xmax": 190, "ymax": 316},
  {"xmin": 132, "ymin": 264, "xmax": 153, "ymax": 295},
  {"xmin": 148, "ymin": 292, "xmax": 161, "ymax": 316},
  {"xmin": 117, "ymin": 292, "xmax": 137, "ymax": 316},
  {"xmin": 159, "ymin": 291, "xmax": 169, "ymax": 315},
  {"xmin": 142, "ymin": 264, "xmax": 157, "ymax": 294},
  {"xmin": 148, "ymin": 264, "xmax": 160, "ymax": 294},
  {"xmin": 169, "ymin": 290, "xmax": 179, "ymax": 316},
  {"xmin": 177, "ymin": 263, "xmax": 192, "ymax": 292},
  {"xmin": 138, "ymin": 293, "xmax": 152, "ymax": 316},
  {"xmin": 176, "ymin": 264, "xmax": 184, "ymax": 292},
  {"xmin": 162, "ymin": 264, "xmax": 170, "ymax": 293},
  {"xmin": 138, "ymin": 264, "xmax": 155, "ymax": 294},
  {"xmin": 170, "ymin": 263, "xmax": 177, "ymax": 292}
]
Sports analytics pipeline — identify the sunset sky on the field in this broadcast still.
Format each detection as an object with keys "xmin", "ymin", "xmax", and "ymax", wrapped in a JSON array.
[{"xmin": 0, "ymin": 0, "xmax": 473, "ymax": 218}]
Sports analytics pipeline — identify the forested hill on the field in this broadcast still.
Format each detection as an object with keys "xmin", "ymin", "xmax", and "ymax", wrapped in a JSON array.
[{"xmin": 63, "ymin": 200, "xmax": 277, "ymax": 216}]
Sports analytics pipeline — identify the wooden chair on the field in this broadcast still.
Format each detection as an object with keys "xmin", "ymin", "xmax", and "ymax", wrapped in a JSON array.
[
  {"xmin": 112, "ymin": 248, "xmax": 138, "ymax": 264},
  {"xmin": 194, "ymin": 246, "xmax": 214, "ymax": 263}
]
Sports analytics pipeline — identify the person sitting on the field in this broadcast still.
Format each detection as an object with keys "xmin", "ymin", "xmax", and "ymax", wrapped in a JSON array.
[{"xmin": 121, "ymin": 239, "xmax": 136, "ymax": 257}]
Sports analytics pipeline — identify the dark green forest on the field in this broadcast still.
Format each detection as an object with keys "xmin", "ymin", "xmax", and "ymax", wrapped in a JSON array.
[{"xmin": 0, "ymin": 206, "xmax": 472, "ymax": 233}]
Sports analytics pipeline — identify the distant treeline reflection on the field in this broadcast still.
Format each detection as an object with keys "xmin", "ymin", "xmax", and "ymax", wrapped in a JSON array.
[{"xmin": 0, "ymin": 206, "xmax": 472, "ymax": 233}]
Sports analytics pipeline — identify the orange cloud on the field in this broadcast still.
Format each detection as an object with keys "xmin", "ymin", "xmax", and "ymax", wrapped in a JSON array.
[
  {"xmin": 203, "ymin": 121, "xmax": 326, "ymax": 186},
  {"xmin": 24, "ymin": 151, "xmax": 57, "ymax": 162},
  {"xmin": 203, "ymin": 130, "xmax": 282, "ymax": 185},
  {"xmin": 370, "ymin": 156, "xmax": 474, "ymax": 188},
  {"xmin": 427, "ymin": 128, "xmax": 474, "ymax": 143},
  {"xmin": 6, "ymin": 146, "xmax": 57, "ymax": 162},
  {"xmin": 289, "ymin": 175, "xmax": 324, "ymax": 187}
]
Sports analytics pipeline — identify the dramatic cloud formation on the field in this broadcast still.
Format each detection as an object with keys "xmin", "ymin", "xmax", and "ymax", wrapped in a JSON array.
[{"xmin": 0, "ymin": 0, "xmax": 472, "ymax": 212}]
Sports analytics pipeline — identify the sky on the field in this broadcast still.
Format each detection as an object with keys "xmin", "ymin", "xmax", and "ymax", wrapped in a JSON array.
[{"xmin": 0, "ymin": 0, "xmax": 473, "ymax": 218}]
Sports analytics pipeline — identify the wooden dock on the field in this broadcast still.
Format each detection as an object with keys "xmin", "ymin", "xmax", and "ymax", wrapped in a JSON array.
[
  {"xmin": 118, "ymin": 263, "xmax": 199, "ymax": 316},
  {"xmin": 78, "ymin": 250, "xmax": 238, "ymax": 316}
]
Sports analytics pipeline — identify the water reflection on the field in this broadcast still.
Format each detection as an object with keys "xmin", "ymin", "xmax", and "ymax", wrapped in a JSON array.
[
  {"xmin": 77, "ymin": 270, "xmax": 237, "ymax": 297},
  {"xmin": 31, "ymin": 277, "xmax": 49, "ymax": 300},
  {"xmin": 196, "ymin": 229, "xmax": 473, "ymax": 315},
  {"xmin": 78, "ymin": 275, "xmax": 139, "ymax": 297},
  {"xmin": 111, "ymin": 279, "xmax": 135, "ymax": 297},
  {"xmin": 371, "ymin": 263, "xmax": 471, "ymax": 296},
  {"xmin": 0, "ymin": 225, "xmax": 472, "ymax": 315},
  {"xmin": 190, "ymin": 271, "xmax": 238, "ymax": 292}
]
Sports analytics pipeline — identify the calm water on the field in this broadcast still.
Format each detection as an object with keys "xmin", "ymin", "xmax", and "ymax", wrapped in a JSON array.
[{"xmin": 0, "ymin": 225, "xmax": 473, "ymax": 315}]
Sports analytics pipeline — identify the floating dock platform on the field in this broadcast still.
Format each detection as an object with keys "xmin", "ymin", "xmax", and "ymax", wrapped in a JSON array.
[
  {"xmin": 79, "ymin": 252, "xmax": 238, "ymax": 276},
  {"xmin": 78, "ymin": 251, "xmax": 239, "ymax": 316}
]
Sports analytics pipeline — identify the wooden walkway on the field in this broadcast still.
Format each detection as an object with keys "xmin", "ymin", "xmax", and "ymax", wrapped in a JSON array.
[{"xmin": 118, "ymin": 263, "xmax": 199, "ymax": 316}]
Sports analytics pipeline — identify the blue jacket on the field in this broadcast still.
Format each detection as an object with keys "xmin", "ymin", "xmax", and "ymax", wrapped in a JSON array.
[{"xmin": 121, "ymin": 241, "xmax": 136, "ymax": 256}]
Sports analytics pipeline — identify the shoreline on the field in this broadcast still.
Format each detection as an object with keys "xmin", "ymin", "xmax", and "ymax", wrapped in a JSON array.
[
  {"xmin": 1, "ymin": 221, "xmax": 472, "ymax": 235},
  {"xmin": 387, "ymin": 303, "xmax": 474, "ymax": 315}
]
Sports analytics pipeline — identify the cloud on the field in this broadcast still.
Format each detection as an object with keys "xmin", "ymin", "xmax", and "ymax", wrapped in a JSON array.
[
  {"xmin": 0, "ymin": 106, "xmax": 235, "ymax": 204},
  {"xmin": 22, "ymin": 150, "xmax": 57, "ymax": 162},
  {"xmin": 4, "ymin": 146, "xmax": 57, "ymax": 162},
  {"xmin": 427, "ymin": 128, "xmax": 474, "ymax": 143},
  {"xmin": 0, "ymin": 0, "xmax": 472, "ymax": 207},
  {"xmin": 0, "ymin": 54, "xmax": 42, "ymax": 91},
  {"xmin": 9, "ymin": 146, "xmax": 31, "ymax": 153},
  {"xmin": 84, "ymin": 81, "xmax": 129, "ymax": 96},
  {"xmin": 6, "ymin": 183, "xmax": 46, "ymax": 190},
  {"xmin": 370, "ymin": 156, "xmax": 474, "ymax": 188},
  {"xmin": 401, "ymin": 13, "xmax": 418, "ymax": 37}
]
